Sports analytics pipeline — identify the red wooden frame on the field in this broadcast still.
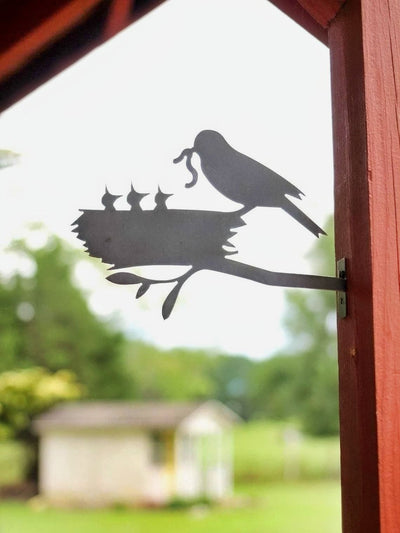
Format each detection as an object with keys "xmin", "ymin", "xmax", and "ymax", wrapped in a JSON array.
[
  {"xmin": 297, "ymin": 0, "xmax": 345, "ymax": 27},
  {"xmin": 0, "ymin": 0, "xmax": 102, "ymax": 83},
  {"xmin": 0, "ymin": 0, "xmax": 399, "ymax": 530},
  {"xmin": 294, "ymin": 1, "xmax": 400, "ymax": 531},
  {"xmin": 0, "ymin": 0, "xmax": 167, "ymax": 111}
]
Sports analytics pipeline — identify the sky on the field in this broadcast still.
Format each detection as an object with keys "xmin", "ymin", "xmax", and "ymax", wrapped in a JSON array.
[{"xmin": 0, "ymin": 0, "xmax": 334, "ymax": 359}]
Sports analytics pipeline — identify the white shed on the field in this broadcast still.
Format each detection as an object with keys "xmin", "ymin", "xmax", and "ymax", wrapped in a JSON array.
[{"xmin": 33, "ymin": 400, "xmax": 238, "ymax": 507}]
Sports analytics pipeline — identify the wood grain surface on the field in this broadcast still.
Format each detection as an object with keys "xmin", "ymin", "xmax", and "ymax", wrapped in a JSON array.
[
  {"xmin": 329, "ymin": 0, "xmax": 400, "ymax": 530},
  {"xmin": 267, "ymin": 0, "xmax": 328, "ymax": 43},
  {"xmin": 297, "ymin": 0, "xmax": 345, "ymax": 27},
  {"xmin": 362, "ymin": 0, "xmax": 400, "ymax": 530}
]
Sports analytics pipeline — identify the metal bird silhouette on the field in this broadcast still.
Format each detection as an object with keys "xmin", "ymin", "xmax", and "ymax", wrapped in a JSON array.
[
  {"xmin": 102, "ymin": 186, "xmax": 121, "ymax": 211},
  {"xmin": 174, "ymin": 130, "xmax": 326, "ymax": 238},
  {"xmin": 154, "ymin": 187, "xmax": 173, "ymax": 211},
  {"xmin": 127, "ymin": 184, "xmax": 148, "ymax": 210}
]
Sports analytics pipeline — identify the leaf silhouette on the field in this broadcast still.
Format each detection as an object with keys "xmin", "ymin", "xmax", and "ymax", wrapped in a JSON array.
[
  {"xmin": 162, "ymin": 283, "xmax": 182, "ymax": 319},
  {"xmin": 136, "ymin": 283, "xmax": 150, "ymax": 299},
  {"xmin": 106, "ymin": 272, "xmax": 145, "ymax": 285}
]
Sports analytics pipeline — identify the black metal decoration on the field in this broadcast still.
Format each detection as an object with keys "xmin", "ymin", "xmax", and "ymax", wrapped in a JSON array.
[
  {"xmin": 73, "ymin": 131, "xmax": 346, "ymax": 319},
  {"xmin": 174, "ymin": 130, "xmax": 326, "ymax": 238}
]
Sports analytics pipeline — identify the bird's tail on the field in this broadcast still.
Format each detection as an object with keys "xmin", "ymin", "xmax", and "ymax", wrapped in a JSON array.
[{"xmin": 282, "ymin": 198, "xmax": 326, "ymax": 238}]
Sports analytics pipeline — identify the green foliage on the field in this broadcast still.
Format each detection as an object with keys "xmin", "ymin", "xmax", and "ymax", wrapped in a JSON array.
[
  {"xmin": 299, "ymin": 355, "xmax": 339, "ymax": 435},
  {"xmin": 123, "ymin": 342, "xmax": 215, "ymax": 401},
  {"xmin": 0, "ymin": 440, "xmax": 32, "ymax": 485},
  {"xmin": 123, "ymin": 343, "xmax": 254, "ymax": 419},
  {"xmin": 0, "ymin": 367, "xmax": 83, "ymax": 483},
  {"xmin": 250, "ymin": 217, "xmax": 339, "ymax": 435},
  {"xmin": 0, "ymin": 367, "xmax": 82, "ymax": 440},
  {"xmin": 0, "ymin": 234, "xmax": 130, "ymax": 399},
  {"xmin": 283, "ymin": 217, "xmax": 338, "ymax": 435},
  {"xmin": 0, "ymin": 149, "xmax": 20, "ymax": 170},
  {"xmin": 250, "ymin": 355, "xmax": 303, "ymax": 420},
  {"xmin": 207, "ymin": 354, "xmax": 254, "ymax": 419}
]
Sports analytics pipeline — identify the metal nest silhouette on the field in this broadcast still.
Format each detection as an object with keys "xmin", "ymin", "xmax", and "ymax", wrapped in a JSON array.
[{"xmin": 73, "ymin": 131, "xmax": 346, "ymax": 319}]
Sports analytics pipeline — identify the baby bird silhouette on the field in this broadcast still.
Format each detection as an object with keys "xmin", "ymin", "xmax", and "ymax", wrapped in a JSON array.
[
  {"xmin": 102, "ymin": 187, "xmax": 121, "ymax": 211},
  {"xmin": 174, "ymin": 130, "xmax": 326, "ymax": 238},
  {"xmin": 127, "ymin": 184, "xmax": 148, "ymax": 211},
  {"xmin": 154, "ymin": 187, "xmax": 173, "ymax": 211}
]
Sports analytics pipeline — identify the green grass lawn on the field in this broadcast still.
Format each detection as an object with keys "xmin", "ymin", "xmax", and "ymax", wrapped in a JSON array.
[
  {"xmin": 234, "ymin": 420, "xmax": 340, "ymax": 483},
  {"xmin": 0, "ymin": 482, "xmax": 341, "ymax": 533}
]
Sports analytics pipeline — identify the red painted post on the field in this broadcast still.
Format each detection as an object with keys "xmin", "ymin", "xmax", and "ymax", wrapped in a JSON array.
[{"xmin": 329, "ymin": 0, "xmax": 400, "ymax": 530}]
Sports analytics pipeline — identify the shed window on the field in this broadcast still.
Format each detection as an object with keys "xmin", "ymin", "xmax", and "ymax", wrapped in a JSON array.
[{"xmin": 151, "ymin": 432, "xmax": 166, "ymax": 465}]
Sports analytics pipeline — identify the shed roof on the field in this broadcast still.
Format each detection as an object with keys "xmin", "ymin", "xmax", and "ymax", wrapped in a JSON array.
[{"xmin": 33, "ymin": 400, "xmax": 237, "ymax": 433}]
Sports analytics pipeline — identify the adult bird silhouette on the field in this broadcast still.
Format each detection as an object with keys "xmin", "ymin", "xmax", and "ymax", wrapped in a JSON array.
[{"xmin": 174, "ymin": 130, "xmax": 326, "ymax": 238}]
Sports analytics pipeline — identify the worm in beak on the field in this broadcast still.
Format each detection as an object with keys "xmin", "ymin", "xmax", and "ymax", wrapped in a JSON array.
[{"xmin": 173, "ymin": 147, "xmax": 198, "ymax": 188}]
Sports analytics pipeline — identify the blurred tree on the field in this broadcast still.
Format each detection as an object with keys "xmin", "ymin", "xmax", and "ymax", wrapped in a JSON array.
[
  {"xmin": 124, "ymin": 342, "xmax": 215, "ymax": 401},
  {"xmin": 0, "ymin": 367, "xmax": 82, "ymax": 440},
  {"xmin": 0, "ymin": 367, "xmax": 82, "ymax": 481},
  {"xmin": 0, "ymin": 149, "xmax": 20, "ymax": 170},
  {"xmin": 0, "ymin": 235, "xmax": 131, "ymax": 399},
  {"xmin": 208, "ymin": 354, "xmax": 254, "ymax": 419},
  {"xmin": 250, "ymin": 217, "xmax": 339, "ymax": 435},
  {"xmin": 123, "ymin": 342, "xmax": 255, "ymax": 419},
  {"xmin": 250, "ymin": 354, "xmax": 303, "ymax": 420}
]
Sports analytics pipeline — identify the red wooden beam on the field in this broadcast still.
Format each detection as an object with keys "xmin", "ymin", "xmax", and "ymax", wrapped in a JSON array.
[
  {"xmin": 104, "ymin": 0, "xmax": 135, "ymax": 40},
  {"xmin": 0, "ymin": 0, "xmax": 103, "ymax": 85},
  {"xmin": 0, "ymin": 0, "xmax": 168, "ymax": 112},
  {"xmin": 0, "ymin": 0, "xmax": 77, "ymax": 53},
  {"xmin": 297, "ymin": 0, "xmax": 345, "ymax": 28},
  {"xmin": 267, "ymin": 0, "xmax": 328, "ymax": 44},
  {"xmin": 329, "ymin": 0, "xmax": 400, "ymax": 530},
  {"xmin": 267, "ymin": 0, "xmax": 346, "ymax": 41}
]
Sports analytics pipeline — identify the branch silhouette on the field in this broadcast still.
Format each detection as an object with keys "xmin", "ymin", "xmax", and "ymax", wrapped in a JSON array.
[
  {"xmin": 206, "ymin": 257, "xmax": 345, "ymax": 292},
  {"xmin": 105, "ymin": 258, "xmax": 344, "ymax": 318},
  {"xmin": 106, "ymin": 267, "xmax": 198, "ymax": 319}
]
